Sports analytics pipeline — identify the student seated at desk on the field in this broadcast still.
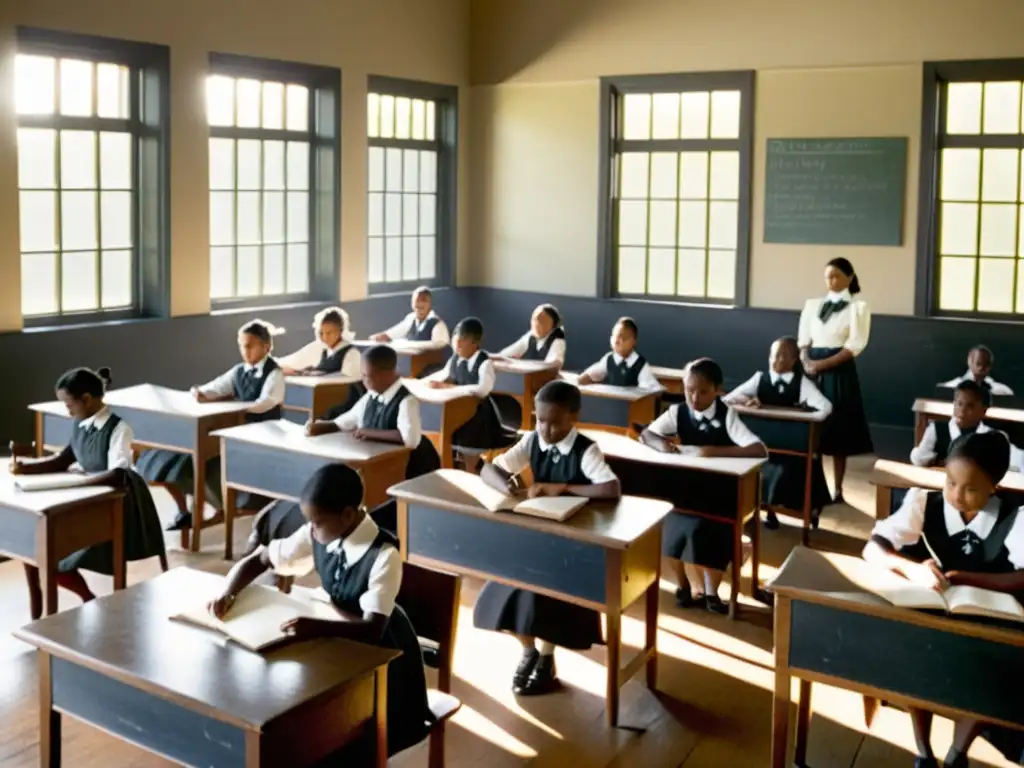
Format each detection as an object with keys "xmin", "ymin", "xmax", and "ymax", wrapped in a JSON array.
[
  {"xmin": 475, "ymin": 380, "xmax": 621, "ymax": 695},
  {"xmin": 864, "ymin": 431, "xmax": 1024, "ymax": 768},
  {"xmin": 11, "ymin": 367, "xmax": 164, "ymax": 606},
  {"xmin": 640, "ymin": 358, "xmax": 767, "ymax": 614},
  {"xmin": 136, "ymin": 319, "xmax": 285, "ymax": 531},
  {"xmin": 577, "ymin": 316, "xmax": 660, "ymax": 391},
  {"xmin": 370, "ymin": 285, "xmax": 450, "ymax": 346},
  {"xmin": 276, "ymin": 306, "xmax": 359, "ymax": 377},
  {"xmin": 723, "ymin": 336, "xmax": 832, "ymax": 530},
  {"xmin": 940, "ymin": 344, "xmax": 1014, "ymax": 397},
  {"xmin": 496, "ymin": 303, "xmax": 566, "ymax": 365},
  {"xmin": 209, "ymin": 464, "xmax": 431, "ymax": 758},
  {"xmin": 425, "ymin": 317, "xmax": 513, "ymax": 472}
]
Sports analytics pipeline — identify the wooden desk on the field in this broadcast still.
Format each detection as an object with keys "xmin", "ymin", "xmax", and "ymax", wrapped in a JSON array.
[
  {"xmin": 560, "ymin": 373, "xmax": 660, "ymax": 437},
  {"xmin": 650, "ymin": 365, "xmax": 685, "ymax": 394},
  {"xmin": 584, "ymin": 430, "xmax": 766, "ymax": 618},
  {"xmin": 389, "ymin": 471, "xmax": 671, "ymax": 727},
  {"xmin": 913, "ymin": 397, "xmax": 1024, "ymax": 445},
  {"xmin": 731, "ymin": 404, "xmax": 826, "ymax": 545},
  {"xmin": 0, "ymin": 467, "xmax": 124, "ymax": 618},
  {"xmin": 282, "ymin": 374, "xmax": 358, "ymax": 424},
  {"xmin": 355, "ymin": 339, "xmax": 446, "ymax": 378},
  {"xmin": 214, "ymin": 421, "xmax": 410, "ymax": 559},
  {"xmin": 16, "ymin": 567, "xmax": 396, "ymax": 767},
  {"xmin": 870, "ymin": 458, "xmax": 1024, "ymax": 519},
  {"xmin": 30, "ymin": 384, "xmax": 252, "ymax": 553},
  {"xmin": 400, "ymin": 379, "xmax": 478, "ymax": 469},
  {"xmin": 492, "ymin": 359, "xmax": 560, "ymax": 429},
  {"xmin": 769, "ymin": 546, "xmax": 1024, "ymax": 768}
]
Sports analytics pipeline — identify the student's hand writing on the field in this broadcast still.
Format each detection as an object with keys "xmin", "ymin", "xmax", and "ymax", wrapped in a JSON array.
[
  {"xmin": 353, "ymin": 428, "xmax": 370, "ymax": 441},
  {"xmin": 208, "ymin": 593, "xmax": 236, "ymax": 620},
  {"xmin": 577, "ymin": 373, "xmax": 594, "ymax": 385},
  {"xmin": 908, "ymin": 560, "xmax": 949, "ymax": 591},
  {"xmin": 528, "ymin": 482, "xmax": 568, "ymax": 498},
  {"xmin": 370, "ymin": 333, "xmax": 391, "ymax": 342},
  {"xmin": 280, "ymin": 616, "xmax": 325, "ymax": 640},
  {"xmin": 191, "ymin": 387, "xmax": 211, "ymax": 403}
]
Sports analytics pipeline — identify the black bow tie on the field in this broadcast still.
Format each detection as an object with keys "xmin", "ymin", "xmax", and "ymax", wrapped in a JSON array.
[{"xmin": 818, "ymin": 299, "xmax": 849, "ymax": 323}]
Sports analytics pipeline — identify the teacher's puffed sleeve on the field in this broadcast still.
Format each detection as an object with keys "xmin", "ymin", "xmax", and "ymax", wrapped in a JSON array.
[
  {"xmin": 844, "ymin": 300, "xmax": 871, "ymax": 357},
  {"xmin": 797, "ymin": 300, "xmax": 814, "ymax": 349}
]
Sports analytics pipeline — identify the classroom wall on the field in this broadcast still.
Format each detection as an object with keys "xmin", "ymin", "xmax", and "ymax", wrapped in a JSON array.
[{"xmin": 0, "ymin": 0, "xmax": 471, "ymax": 329}]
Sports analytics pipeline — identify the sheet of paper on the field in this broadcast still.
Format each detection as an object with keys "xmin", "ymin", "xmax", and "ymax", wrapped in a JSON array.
[
  {"xmin": 512, "ymin": 495, "xmax": 587, "ymax": 521},
  {"xmin": 13, "ymin": 472, "xmax": 102, "ymax": 492}
]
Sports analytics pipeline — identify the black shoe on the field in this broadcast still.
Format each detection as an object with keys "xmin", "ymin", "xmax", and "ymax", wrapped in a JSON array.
[
  {"xmin": 942, "ymin": 750, "xmax": 968, "ymax": 768},
  {"xmin": 166, "ymin": 511, "xmax": 193, "ymax": 531},
  {"xmin": 913, "ymin": 758, "xmax": 938, "ymax": 768},
  {"xmin": 705, "ymin": 595, "xmax": 729, "ymax": 616},
  {"xmin": 831, "ymin": 492, "xmax": 845, "ymax": 506},
  {"xmin": 515, "ymin": 654, "xmax": 559, "ymax": 696},
  {"xmin": 512, "ymin": 647, "xmax": 539, "ymax": 690},
  {"xmin": 763, "ymin": 509, "xmax": 780, "ymax": 530},
  {"xmin": 675, "ymin": 588, "xmax": 704, "ymax": 609},
  {"xmin": 811, "ymin": 508, "xmax": 822, "ymax": 530},
  {"xmin": 420, "ymin": 644, "xmax": 440, "ymax": 669}
]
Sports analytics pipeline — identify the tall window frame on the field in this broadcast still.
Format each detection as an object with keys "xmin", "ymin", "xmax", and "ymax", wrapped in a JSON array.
[
  {"xmin": 206, "ymin": 53, "xmax": 341, "ymax": 309},
  {"xmin": 597, "ymin": 71, "xmax": 755, "ymax": 305},
  {"xmin": 366, "ymin": 76, "xmax": 458, "ymax": 294},
  {"xmin": 917, "ymin": 60, "xmax": 1024, "ymax": 319},
  {"xmin": 15, "ymin": 27, "xmax": 170, "ymax": 325}
]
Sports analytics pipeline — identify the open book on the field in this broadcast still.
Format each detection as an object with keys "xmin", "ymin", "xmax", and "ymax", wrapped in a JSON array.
[
  {"xmin": 170, "ymin": 584, "xmax": 341, "ymax": 652},
  {"xmin": 437, "ymin": 468, "xmax": 588, "ymax": 522},
  {"xmin": 14, "ymin": 472, "xmax": 102, "ymax": 492},
  {"xmin": 873, "ymin": 581, "xmax": 1024, "ymax": 622}
]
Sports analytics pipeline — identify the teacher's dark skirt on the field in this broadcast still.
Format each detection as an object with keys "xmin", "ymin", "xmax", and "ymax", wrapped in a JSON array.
[
  {"xmin": 473, "ymin": 583, "xmax": 603, "ymax": 650},
  {"xmin": 663, "ymin": 512, "xmax": 734, "ymax": 571},
  {"xmin": 761, "ymin": 455, "xmax": 831, "ymax": 512},
  {"xmin": 809, "ymin": 347, "xmax": 874, "ymax": 457}
]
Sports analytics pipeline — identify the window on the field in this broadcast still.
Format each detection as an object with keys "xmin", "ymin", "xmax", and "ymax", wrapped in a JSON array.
[
  {"xmin": 14, "ymin": 28, "xmax": 169, "ymax": 322},
  {"xmin": 597, "ymin": 72, "xmax": 754, "ymax": 304},
  {"xmin": 206, "ymin": 54, "xmax": 340, "ymax": 306},
  {"xmin": 367, "ymin": 77, "xmax": 458, "ymax": 292},
  {"xmin": 918, "ymin": 61, "xmax": 1024, "ymax": 317}
]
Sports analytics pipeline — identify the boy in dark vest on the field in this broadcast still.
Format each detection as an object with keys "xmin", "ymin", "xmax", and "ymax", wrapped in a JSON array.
[
  {"xmin": 370, "ymin": 285, "xmax": 450, "ymax": 346},
  {"xmin": 912, "ymin": 380, "xmax": 993, "ymax": 467},
  {"xmin": 578, "ymin": 316, "xmax": 661, "ymax": 390}
]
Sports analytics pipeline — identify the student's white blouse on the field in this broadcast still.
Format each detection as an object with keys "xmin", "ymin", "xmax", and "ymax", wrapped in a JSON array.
[
  {"xmin": 797, "ymin": 290, "xmax": 871, "ymax": 356},
  {"xmin": 425, "ymin": 351, "xmax": 496, "ymax": 398},
  {"xmin": 910, "ymin": 422, "xmax": 1024, "ymax": 472},
  {"xmin": 582, "ymin": 352, "xmax": 661, "ymax": 391},
  {"xmin": 276, "ymin": 340, "xmax": 361, "ymax": 377},
  {"xmin": 499, "ymin": 332, "xmax": 566, "ymax": 366},
  {"xmin": 378, "ymin": 311, "xmax": 450, "ymax": 345},
  {"xmin": 648, "ymin": 402, "xmax": 764, "ymax": 450},
  {"xmin": 333, "ymin": 378, "xmax": 422, "ymax": 448},
  {"xmin": 494, "ymin": 429, "xmax": 618, "ymax": 483},
  {"xmin": 940, "ymin": 373, "xmax": 1015, "ymax": 397},
  {"xmin": 198, "ymin": 357, "xmax": 285, "ymax": 415},
  {"xmin": 723, "ymin": 371, "xmax": 833, "ymax": 415}
]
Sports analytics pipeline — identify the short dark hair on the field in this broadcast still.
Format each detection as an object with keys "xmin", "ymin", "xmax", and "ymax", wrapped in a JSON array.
[
  {"xmin": 454, "ymin": 317, "xmax": 484, "ymax": 343},
  {"xmin": 537, "ymin": 303, "xmax": 562, "ymax": 328},
  {"xmin": 55, "ymin": 367, "xmax": 111, "ymax": 399},
  {"xmin": 413, "ymin": 285, "xmax": 432, "ymax": 300},
  {"xmin": 955, "ymin": 379, "xmax": 991, "ymax": 407},
  {"xmin": 363, "ymin": 344, "xmax": 398, "ymax": 371},
  {"xmin": 684, "ymin": 357, "xmax": 724, "ymax": 388},
  {"xmin": 300, "ymin": 463, "xmax": 364, "ymax": 511},
  {"xmin": 535, "ymin": 380, "xmax": 582, "ymax": 413},
  {"xmin": 948, "ymin": 430, "xmax": 1010, "ymax": 487},
  {"xmin": 615, "ymin": 316, "xmax": 638, "ymax": 338},
  {"xmin": 239, "ymin": 319, "xmax": 284, "ymax": 345},
  {"xmin": 319, "ymin": 310, "xmax": 344, "ymax": 327},
  {"xmin": 774, "ymin": 336, "xmax": 800, "ymax": 357},
  {"xmin": 970, "ymin": 344, "xmax": 993, "ymax": 362}
]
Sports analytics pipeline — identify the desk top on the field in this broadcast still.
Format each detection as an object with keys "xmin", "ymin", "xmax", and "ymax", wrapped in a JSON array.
[
  {"xmin": 401, "ymin": 378, "xmax": 477, "ymax": 404},
  {"xmin": 15, "ymin": 567, "xmax": 397, "ymax": 730},
  {"xmin": 213, "ymin": 420, "xmax": 410, "ymax": 463},
  {"xmin": 388, "ymin": 471, "xmax": 672, "ymax": 549},
  {"xmin": 355, "ymin": 339, "xmax": 445, "ymax": 354},
  {"xmin": 649, "ymin": 365, "xmax": 686, "ymax": 380},
  {"xmin": 730, "ymin": 403, "xmax": 828, "ymax": 423},
  {"xmin": 870, "ymin": 458, "xmax": 1024, "ymax": 494},
  {"xmin": 769, "ymin": 546, "xmax": 1024, "ymax": 648},
  {"xmin": 913, "ymin": 398, "xmax": 1024, "ymax": 425},
  {"xmin": 31, "ymin": 384, "xmax": 254, "ymax": 419},
  {"xmin": 493, "ymin": 359, "xmax": 560, "ymax": 375},
  {"xmin": 285, "ymin": 373, "xmax": 359, "ymax": 390},
  {"xmin": 560, "ymin": 372, "xmax": 662, "ymax": 400},
  {"xmin": 582, "ymin": 429, "xmax": 766, "ymax": 476},
  {"xmin": 0, "ymin": 461, "xmax": 121, "ymax": 514}
]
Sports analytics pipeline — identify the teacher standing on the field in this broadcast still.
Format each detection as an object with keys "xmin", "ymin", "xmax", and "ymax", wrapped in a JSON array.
[{"xmin": 797, "ymin": 257, "xmax": 873, "ymax": 507}]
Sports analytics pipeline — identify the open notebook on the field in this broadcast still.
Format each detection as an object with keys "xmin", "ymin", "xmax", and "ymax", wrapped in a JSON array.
[
  {"xmin": 437, "ymin": 468, "xmax": 588, "ymax": 522},
  {"xmin": 13, "ymin": 472, "xmax": 102, "ymax": 492},
  {"xmin": 170, "ymin": 584, "xmax": 341, "ymax": 652},
  {"xmin": 872, "ymin": 581, "xmax": 1024, "ymax": 622}
]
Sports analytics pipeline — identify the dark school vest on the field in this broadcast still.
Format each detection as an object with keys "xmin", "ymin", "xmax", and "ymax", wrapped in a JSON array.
[
  {"xmin": 756, "ymin": 370, "xmax": 803, "ymax": 408},
  {"xmin": 529, "ymin": 431, "xmax": 594, "ymax": 486},
  {"xmin": 932, "ymin": 422, "xmax": 980, "ymax": 465},
  {"xmin": 450, "ymin": 351, "xmax": 489, "ymax": 386},
  {"xmin": 523, "ymin": 328, "xmax": 564, "ymax": 362},
  {"xmin": 71, "ymin": 413, "xmax": 122, "ymax": 472},
  {"xmin": 315, "ymin": 344, "xmax": 353, "ymax": 374},
  {"xmin": 233, "ymin": 358, "xmax": 282, "ymax": 422},
  {"xmin": 605, "ymin": 353, "xmax": 647, "ymax": 387},
  {"xmin": 361, "ymin": 385, "xmax": 439, "ymax": 479},
  {"xmin": 408, "ymin": 315, "xmax": 440, "ymax": 342},
  {"xmin": 675, "ymin": 398, "xmax": 737, "ymax": 448}
]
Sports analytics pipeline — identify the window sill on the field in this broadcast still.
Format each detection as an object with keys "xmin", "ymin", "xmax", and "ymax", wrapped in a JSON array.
[{"xmin": 21, "ymin": 313, "xmax": 163, "ymax": 335}]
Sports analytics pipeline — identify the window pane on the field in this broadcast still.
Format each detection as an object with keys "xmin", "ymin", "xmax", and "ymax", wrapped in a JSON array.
[
  {"xmin": 940, "ymin": 203, "xmax": 979, "ymax": 256},
  {"xmin": 648, "ymin": 201, "xmax": 676, "ymax": 247},
  {"xmin": 385, "ymin": 194, "xmax": 402, "ymax": 236},
  {"xmin": 209, "ymin": 138, "xmax": 235, "ymax": 191},
  {"xmin": 62, "ymin": 191, "xmax": 98, "ymax": 250},
  {"xmin": 710, "ymin": 91, "xmax": 741, "ymax": 139},
  {"xmin": 61, "ymin": 131, "xmax": 96, "ymax": 189},
  {"xmin": 368, "ymin": 237, "xmax": 385, "ymax": 282},
  {"xmin": 982, "ymin": 81, "xmax": 1021, "ymax": 135},
  {"xmin": 100, "ymin": 132, "xmax": 132, "ymax": 190},
  {"xmin": 651, "ymin": 93, "xmax": 680, "ymax": 140},
  {"xmin": 947, "ymin": 83, "xmax": 982, "ymax": 135},
  {"xmin": 286, "ymin": 85, "xmax": 309, "ymax": 132},
  {"xmin": 61, "ymin": 250, "xmax": 98, "ymax": 311},
  {"xmin": 938, "ymin": 256, "xmax": 977, "ymax": 310},
  {"xmin": 622, "ymin": 94, "xmax": 651, "ymax": 140},
  {"xmin": 411, "ymin": 99, "xmax": 427, "ymax": 140},
  {"xmin": 16, "ymin": 54, "xmax": 55, "ymax": 116},
  {"xmin": 60, "ymin": 59, "xmax": 93, "ymax": 117},
  {"xmin": 385, "ymin": 148, "xmax": 402, "ymax": 191},
  {"xmin": 263, "ymin": 192, "xmax": 285, "ymax": 243},
  {"xmin": 367, "ymin": 93, "xmax": 380, "ymax": 138},
  {"xmin": 981, "ymin": 149, "xmax": 1019, "ymax": 202},
  {"xmin": 20, "ymin": 191, "xmax": 57, "ymax": 252},
  {"xmin": 395, "ymin": 97, "xmax": 412, "ymax": 139},
  {"xmin": 677, "ymin": 201, "xmax": 707, "ymax": 248},
  {"xmin": 676, "ymin": 249, "xmax": 706, "ymax": 297},
  {"xmin": 236, "ymin": 192, "xmax": 260, "ymax": 245},
  {"xmin": 101, "ymin": 191, "xmax": 132, "ymax": 248},
  {"xmin": 619, "ymin": 153, "xmax": 650, "ymax": 199},
  {"xmin": 709, "ymin": 152, "xmax": 740, "ymax": 200},
  {"xmin": 403, "ymin": 194, "xmax": 419, "ymax": 236},
  {"xmin": 22, "ymin": 252, "xmax": 58, "ymax": 315},
  {"xmin": 101, "ymin": 249, "xmax": 132, "ymax": 308},
  {"xmin": 617, "ymin": 247, "xmax": 646, "ymax": 293},
  {"xmin": 368, "ymin": 193, "xmax": 384, "ymax": 236},
  {"xmin": 97, "ymin": 63, "xmax": 129, "ymax": 119},
  {"xmin": 402, "ymin": 237, "xmax": 418, "ymax": 279},
  {"xmin": 380, "ymin": 95, "xmax": 395, "ymax": 139},
  {"xmin": 680, "ymin": 92, "xmax": 710, "ymax": 139},
  {"xmin": 287, "ymin": 142, "xmax": 309, "ymax": 190},
  {"xmin": 237, "ymin": 140, "xmax": 261, "ymax": 190},
  {"xmin": 385, "ymin": 237, "xmax": 401, "ymax": 282},
  {"xmin": 235, "ymin": 79, "xmax": 261, "ymax": 128},
  {"xmin": 707, "ymin": 250, "xmax": 736, "ymax": 299},
  {"xmin": 679, "ymin": 152, "xmax": 709, "ymax": 199},
  {"xmin": 708, "ymin": 201, "xmax": 738, "ymax": 249},
  {"xmin": 647, "ymin": 248, "xmax": 675, "ymax": 294},
  {"xmin": 420, "ymin": 151, "xmax": 437, "ymax": 193},
  {"xmin": 368, "ymin": 147, "xmax": 385, "ymax": 191},
  {"xmin": 17, "ymin": 128, "xmax": 56, "ymax": 189},
  {"xmin": 425, "ymin": 100, "xmax": 436, "ymax": 141},
  {"xmin": 980, "ymin": 204, "xmax": 1017, "ymax": 257},
  {"xmin": 649, "ymin": 153, "xmax": 677, "ymax": 199},
  {"xmin": 618, "ymin": 200, "xmax": 648, "ymax": 246},
  {"xmin": 263, "ymin": 244, "xmax": 285, "ymax": 294},
  {"xmin": 978, "ymin": 258, "xmax": 1015, "ymax": 312},
  {"xmin": 210, "ymin": 247, "xmax": 235, "ymax": 298},
  {"xmin": 236, "ymin": 246, "xmax": 260, "ymax": 296},
  {"xmin": 262, "ymin": 81, "xmax": 284, "ymax": 129},
  {"xmin": 263, "ymin": 141, "xmax": 285, "ymax": 190},
  {"xmin": 420, "ymin": 194, "xmax": 436, "ymax": 236},
  {"xmin": 207, "ymin": 75, "xmax": 235, "ymax": 127},
  {"xmin": 419, "ymin": 236, "xmax": 436, "ymax": 280},
  {"xmin": 403, "ymin": 149, "xmax": 419, "ymax": 192},
  {"xmin": 941, "ymin": 148, "xmax": 980, "ymax": 202},
  {"xmin": 287, "ymin": 192, "xmax": 309, "ymax": 241},
  {"xmin": 210, "ymin": 192, "xmax": 235, "ymax": 246}
]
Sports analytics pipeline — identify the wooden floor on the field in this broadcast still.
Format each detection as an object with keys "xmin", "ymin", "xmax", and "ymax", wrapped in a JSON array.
[{"xmin": 0, "ymin": 456, "xmax": 1017, "ymax": 767}]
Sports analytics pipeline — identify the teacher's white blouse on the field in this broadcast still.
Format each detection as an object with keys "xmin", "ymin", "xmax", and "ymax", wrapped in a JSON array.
[{"xmin": 797, "ymin": 290, "xmax": 871, "ymax": 357}]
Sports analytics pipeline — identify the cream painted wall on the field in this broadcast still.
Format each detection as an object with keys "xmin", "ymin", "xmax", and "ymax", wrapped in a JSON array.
[
  {"xmin": 467, "ymin": 0, "xmax": 1024, "ymax": 314},
  {"xmin": 0, "ymin": 0, "xmax": 469, "ymax": 329}
]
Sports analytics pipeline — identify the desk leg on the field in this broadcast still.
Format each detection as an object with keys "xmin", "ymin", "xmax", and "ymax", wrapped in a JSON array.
[
  {"xmin": 605, "ymin": 550, "xmax": 623, "ymax": 727},
  {"xmin": 39, "ymin": 651, "xmax": 61, "ymax": 767},
  {"xmin": 111, "ymin": 496, "xmax": 126, "ymax": 591},
  {"xmin": 373, "ymin": 667, "xmax": 389, "ymax": 768},
  {"xmin": 38, "ymin": 519, "xmax": 59, "ymax": 616},
  {"xmin": 24, "ymin": 564, "xmax": 43, "ymax": 620},
  {"xmin": 223, "ymin": 485, "xmax": 238, "ymax": 561},
  {"xmin": 795, "ymin": 680, "xmax": 812, "ymax": 766},
  {"xmin": 802, "ymin": 445, "xmax": 814, "ymax": 547},
  {"xmin": 644, "ymin": 577, "xmax": 659, "ymax": 690},
  {"xmin": 191, "ymin": 450, "xmax": 206, "ymax": 553},
  {"xmin": 34, "ymin": 411, "xmax": 45, "ymax": 457},
  {"xmin": 750, "ymin": 485, "xmax": 761, "ymax": 600},
  {"xmin": 771, "ymin": 597, "xmax": 792, "ymax": 768},
  {"xmin": 875, "ymin": 483, "xmax": 890, "ymax": 521},
  {"xmin": 730, "ymin": 520, "xmax": 742, "ymax": 620},
  {"xmin": 914, "ymin": 413, "xmax": 928, "ymax": 445}
]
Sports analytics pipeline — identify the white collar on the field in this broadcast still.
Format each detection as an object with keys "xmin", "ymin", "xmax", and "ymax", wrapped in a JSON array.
[
  {"xmin": 369, "ymin": 377, "xmax": 405, "ymax": 405},
  {"xmin": 611, "ymin": 351, "xmax": 639, "ymax": 366},
  {"xmin": 412, "ymin": 310, "xmax": 437, "ymax": 327},
  {"xmin": 325, "ymin": 515, "xmax": 380, "ymax": 567},
  {"xmin": 692, "ymin": 402, "xmax": 718, "ymax": 421},
  {"xmin": 943, "ymin": 495, "xmax": 1001, "ymax": 539},
  {"xmin": 244, "ymin": 357, "xmax": 269, "ymax": 374},
  {"xmin": 458, "ymin": 350, "xmax": 482, "ymax": 367},
  {"xmin": 79, "ymin": 405, "xmax": 113, "ymax": 430},
  {"xmin": 532, "ymin": 331, "xmax": 552, "ymax": 345},
  {"xmin": 769, "ymin": 371, "xmax": 794, "ymax": 385},
  {"xmin": 324, "ymin": 339, "xmax": 348, "ymax": 355},
  {"xmin": 826, "ymin": 289, "xmax": 852, "ymax": 303},
  {"xmin": 536, "ymin": 427, "xmax": 579, "ymax": 455}
]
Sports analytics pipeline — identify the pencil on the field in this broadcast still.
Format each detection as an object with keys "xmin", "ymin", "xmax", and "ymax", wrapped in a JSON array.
[{"xmin": 921, "ymin": 533, "xmax": 943, "ymax": 569}]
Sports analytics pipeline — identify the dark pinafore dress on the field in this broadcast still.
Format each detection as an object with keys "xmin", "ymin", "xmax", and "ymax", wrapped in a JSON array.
[
  {"xmin": 316, "ymin": 345, "xmax": 367, "ymax": 420},
  {"xmin": 135, "ymin": 359, "xmax": 282, "ymax": 510},
  {"xmin": 408, "ymin": 315, "xmax": 448, "ymax": 378},
  {"xmin": 472, "ymin": 432, "xmax": 605, "ymax": 649},
  {"xmin": 451, "ymin": 352, "xmax": 513, "ymax": 453},
  {"xmin": 604, "ymin": 352, "xmax": 646, "ymax": 387},
  {"xmin": 755, "ymin": 370, "xmax": 831, "ymax": 513},
  {"xmin": 59, "ymin": 414, "xmax": 166, "ymax": 574},
  {"xmin": 661, "ymin": 399, "xmax": 740, "ymax": 571},
  {"xmin": 314, "ymin": 344, "xmax": 352, "ymax": 375},
  {"xmin": 522, "ymin": 328, "xmax": 564, "ymax": 362},
  {"xmin": 892, "ymin": 422, "xmax": 977, "ymax": 512},
  {"xmin": 313, "ymin": 528, "xmax": 431, "ymax": 758},
  {"xmin": 493, "ymin": 329, "xmax": 567, "ymax": 428}
]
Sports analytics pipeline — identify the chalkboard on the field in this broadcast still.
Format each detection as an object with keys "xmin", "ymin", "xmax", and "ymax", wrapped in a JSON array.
[{"xmin": 764, "ymin": 137, "xmax": 908, "ymax": 246}]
